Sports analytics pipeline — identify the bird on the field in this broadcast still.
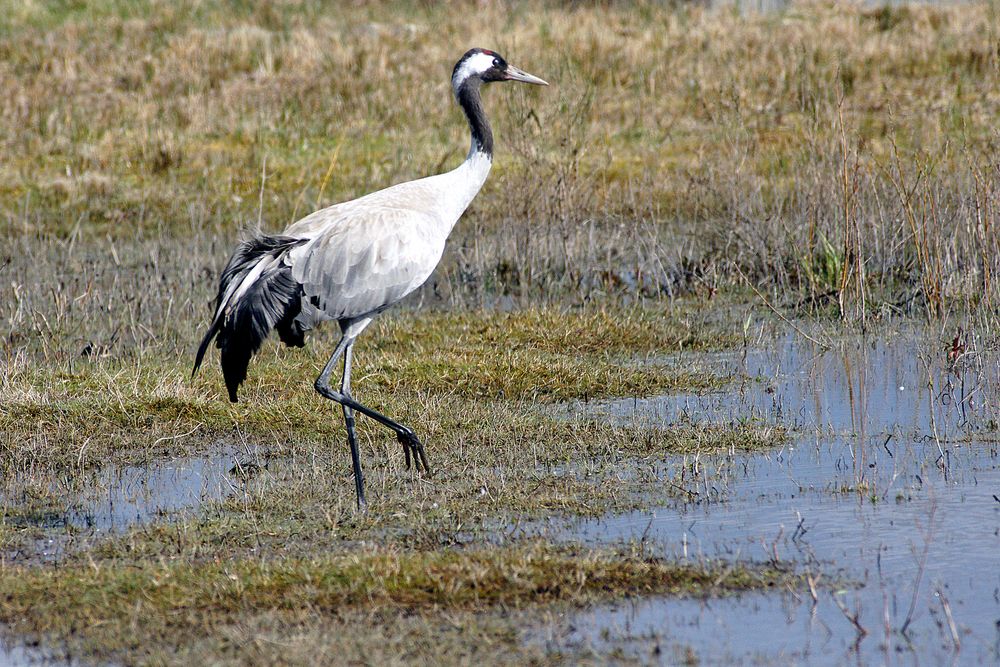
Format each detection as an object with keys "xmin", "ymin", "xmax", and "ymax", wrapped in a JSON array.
[{"xmin": 193, "ymin": 48, "xmax": 548, "ymax": 510}]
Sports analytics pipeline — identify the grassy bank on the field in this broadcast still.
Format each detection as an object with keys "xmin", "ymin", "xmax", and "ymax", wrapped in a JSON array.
[
  {"xmin": 2, "ymin": 1, "xmax": 1000, "ymax": 314},
  {"xmin": 0, "ymin": 541, "xmax": 796, "ymax": 664}
]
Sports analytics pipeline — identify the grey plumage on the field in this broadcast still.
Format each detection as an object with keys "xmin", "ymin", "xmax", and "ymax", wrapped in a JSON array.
[{"xmin": 192, "ymin": 48, "xmax": 547, "ymax": 509}]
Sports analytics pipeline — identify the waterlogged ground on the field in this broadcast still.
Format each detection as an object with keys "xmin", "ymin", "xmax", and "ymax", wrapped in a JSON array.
[
  {"xmin": 0, "ymin": 304, "xmax": 788, "ymax": 665},
  {"xmin": 1, "ymin": 447, "xmax": 250, "ymax": 564},
  {"xmin": 1, "ymin": 320, "xmax": 998, "ymax": 665},
  {"xmin": 539, "ymin": 328, "xmax": 1000, "ymax": 664},
  {"xmin": 4, "ymin": 0, "xmax": 1000, "ymax": 661}
]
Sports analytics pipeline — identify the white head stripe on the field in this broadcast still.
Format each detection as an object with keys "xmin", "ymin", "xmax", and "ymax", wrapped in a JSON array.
[{"xmin": 452, "ymin": 52, "xmax": 497, "ymax": 92}]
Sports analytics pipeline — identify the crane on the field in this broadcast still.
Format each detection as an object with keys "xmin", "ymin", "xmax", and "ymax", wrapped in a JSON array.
[{"xmin": 193, "ymin": 48, "xmax": 548, "ymax": 509}]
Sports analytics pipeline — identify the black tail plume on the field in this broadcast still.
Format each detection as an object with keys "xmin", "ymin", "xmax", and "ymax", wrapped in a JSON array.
[
  {"xmin": 192, "ymin": 317, "xmax": 221, "ymax": 377},
  {"xmin": 193, "ymin": 235, "xmax": 307, "ymax": 402}
]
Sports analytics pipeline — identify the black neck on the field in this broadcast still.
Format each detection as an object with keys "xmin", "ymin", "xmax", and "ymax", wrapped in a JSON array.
[{"xmin": 456, "ymin": 78, "xmax": 493, "ymax": 158}]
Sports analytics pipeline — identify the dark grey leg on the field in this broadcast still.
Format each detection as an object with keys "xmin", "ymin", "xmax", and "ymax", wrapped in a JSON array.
[
  {"xmin": 314, "ymin": 338, "xmax": 430, "ymax": 491},
  {"xmin": 315, "ymin": 336, "xmax": 366, "ymax": 509},
  {"xmin": 341, "ymin": 342, "xmax": 366, "ymax": 510}
]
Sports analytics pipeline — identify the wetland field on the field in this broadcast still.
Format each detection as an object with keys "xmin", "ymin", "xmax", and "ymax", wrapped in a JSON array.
[{"xmin": 2, "ymin": 1, "xmax": 1000, "ymax": 665}]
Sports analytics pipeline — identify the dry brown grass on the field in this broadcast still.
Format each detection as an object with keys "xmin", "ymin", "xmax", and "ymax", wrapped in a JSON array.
[{"xmin": 1, "ymin": 1, "xmax": 999, "ymax": 312}]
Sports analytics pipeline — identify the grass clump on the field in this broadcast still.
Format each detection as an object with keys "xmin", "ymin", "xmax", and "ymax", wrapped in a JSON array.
[
  {"xmin": 0, "ymin": 540, "xmax": 795, "ymax": 664},
  {"xmin": 0, "ymin": 305, "xmax": 734, "ymax": 467}
]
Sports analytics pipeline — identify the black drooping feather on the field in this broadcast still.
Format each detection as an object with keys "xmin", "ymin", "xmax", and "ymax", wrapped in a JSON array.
[{"xmin": 193, "ymin": 235, "xmax": 308, "ymax": 402}]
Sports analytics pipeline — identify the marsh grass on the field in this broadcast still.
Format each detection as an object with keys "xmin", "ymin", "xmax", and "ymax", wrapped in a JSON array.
[
  {"xmin": 2, "ymin": 0, "xmax": 993, "ymax": 662},
  {"xmin": 1, "ymin": 1, "xmax": 999, "ymax": 313},
  {"xmin": 0, "ymin": 252, "xmax": 775, "ymax": 662},
  {"xmin": 0, "ymin": 293, "xmax": 736, "ymax": 466},
  {"xmin": 0, "ymin": 227, "xmax": 772, "ymax": 661},
  {"xmin": 0, "ymin": 540, "xmax": 796, "ymax": 665}
]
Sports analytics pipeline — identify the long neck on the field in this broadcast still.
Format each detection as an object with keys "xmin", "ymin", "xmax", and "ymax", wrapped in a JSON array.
[{"xmin": 456, "ymin": 79, "xmax": 493, "ymax": 159}]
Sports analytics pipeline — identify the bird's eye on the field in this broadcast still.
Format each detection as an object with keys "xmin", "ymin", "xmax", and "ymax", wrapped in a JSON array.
[{"xmin": 492, "ymin": 58, "xmax": 500, "ymax": 67}]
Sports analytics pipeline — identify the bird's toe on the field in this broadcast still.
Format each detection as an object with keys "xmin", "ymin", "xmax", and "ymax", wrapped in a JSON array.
[{"xmin": 397, "ymin": 428, "xmax": 430, "ymax": 473}]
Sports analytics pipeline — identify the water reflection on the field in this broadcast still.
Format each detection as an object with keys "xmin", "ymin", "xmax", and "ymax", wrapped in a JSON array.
[
  {"xmin": 1, "ymin": 447, "xmax": 263, "ymax": 562},
  {"xmin": 543, "ymin": 329, "xmax": 1000, "ymax": 665}
]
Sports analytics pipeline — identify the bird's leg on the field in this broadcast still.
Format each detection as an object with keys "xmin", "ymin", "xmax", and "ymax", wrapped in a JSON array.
[
  {"xmin": 315, "ymin": 342, "xmax": 430, "ymax": 475},
  {"xmin": 316, "ymin": 335, "xmax": 367, "ymax": 510},
  {"xmin": 341, "ymin": 342, "xmax": 366, "ymax": 510}
]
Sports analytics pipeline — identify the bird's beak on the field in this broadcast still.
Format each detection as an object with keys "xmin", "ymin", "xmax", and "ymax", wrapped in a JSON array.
[{"xmin": 504, "ymin": 65, "xmax": 549, "ymax": 86}]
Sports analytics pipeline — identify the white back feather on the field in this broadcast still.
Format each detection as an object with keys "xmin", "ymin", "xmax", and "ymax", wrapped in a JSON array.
[{"xmin": 282, "ymin": 151, "xmax": 491, "ymax": 325}]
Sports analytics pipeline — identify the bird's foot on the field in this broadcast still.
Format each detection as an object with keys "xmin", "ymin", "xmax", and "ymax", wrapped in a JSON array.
[{"xmin": 397, "ymin": 428, "xmax": 431, "ymax": 474}]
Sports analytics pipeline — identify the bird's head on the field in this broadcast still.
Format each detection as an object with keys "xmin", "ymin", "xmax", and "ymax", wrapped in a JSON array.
[{"xmin": 451, "ymin": 48, "xmax": 548, "ymax": 97}]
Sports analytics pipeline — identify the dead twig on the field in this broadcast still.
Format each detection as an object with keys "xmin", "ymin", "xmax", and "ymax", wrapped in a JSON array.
[{"xmin": 735, "ymin": 265, "xmax": 832, "ymax": 350}]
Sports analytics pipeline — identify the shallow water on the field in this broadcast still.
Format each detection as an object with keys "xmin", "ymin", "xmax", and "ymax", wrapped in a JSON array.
[
  {"xmin": 594, "ymin": 330, "xmax": 998, "ymax": 437},
  {"xmin": 1, "ymin": 448, "xmax": 259, "ymax": 562},
  {"xmin": 0, "ymin": 640, "xmax": 82, "ymax": 666},
  {"xmin": 537, "ymin": 329, "xmax": 1000, "ymax": 665},
  {"xmin": 0, "ymin": 447, "xmax": 266, "ymax": 664}
]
